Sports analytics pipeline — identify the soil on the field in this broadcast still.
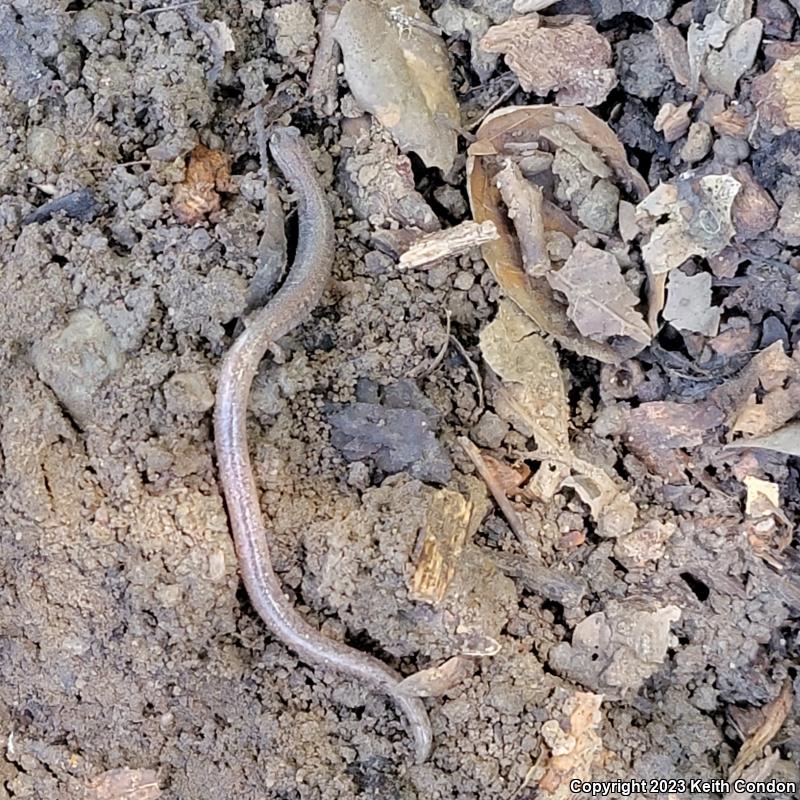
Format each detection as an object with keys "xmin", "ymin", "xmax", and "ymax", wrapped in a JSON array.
[{"xmin": 1, "ymin": 1, "xmax": 799, "ymax": 799}]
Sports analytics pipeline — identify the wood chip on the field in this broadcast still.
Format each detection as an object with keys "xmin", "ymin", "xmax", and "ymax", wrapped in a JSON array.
[
  {"xmin": 729, "ymin": 679, "xmax": 794, "ymax": 781},
  {"xmin": 86, "ymin": 768, "xmax": 161, "ymax": 800},
  {"xmin": 409, "ymin": 487, "xmax": 479, "ymax": 604},
  {"xmin": 654, "ymin": 101, "xmax": 692, "ymax": 142},
  {"xmin": 398, "ymin": 220, "xmax": 499, "ymax": 268},
  {"xmin": 495, "ymin": 160, "xmax": 550, "ymax": 276}
]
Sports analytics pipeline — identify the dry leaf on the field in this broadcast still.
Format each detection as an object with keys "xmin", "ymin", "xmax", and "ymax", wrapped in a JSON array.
[
  {"xmin": 171, "ymin": 145, "xmax": 235, "ymax": 225},
  {"xmin": 638, "ymin": 174, "xmax": 741, "ymax": 276},
  {"xmin": 711, "ymin": 342, "xmax": 794, "ymax": 426},
  {"xmin": 726, "ymin": 422, "xmax": 800, "ymax": 457},
  {"xmin": 729, "ymin": 680, "xmax": 794, "ymax": 781},
  {"xmin": 394, "ymin": 655, "xmax": 474, "ymax": 697},
  {"xmin": 547, "ymin": 243, "xmax": 651, "ymax": 345},
  {"xmin": 86, "ymin": 768, "xmax": 161, "ymax": 800},
  {"xmin": 333, "ymin": 0, "xmax": 460, "ymax": 170},
  {"xmin": 531, "ymin": 692, "xmax": 606, "ymax": 800},
  {"xmin": 479, "ymin": 301, "xmax": 571, "ymax": 502},
  {"xmin": 624, "ymin": 400, "xmax": 725, "ymax": 483},
  {"xmin": 480, "ymin": 301, "xmax": 569, "ymax": 454},
  {"xmin": 480, "ymin": 16, "xmax": 616, "ymax": 107},
  {"xmin": 480, "ymin": 301, "xmax": 635, "ymax": 533},
  {"xmin": 663, "ymin": 269, "xmax": 721, "ymax": 336},
  {"xmin": 728, "ymin": 346, "xmax": 800, "ymax": 437},
  {"xmin": 468, "ymin": 105, "xmax": 648, "ymax": 364},
  {"xmin": 751, "ymin": 54, "xmax": 800, "ymax": 133},
  {"xmin": 743, "ymin": 475, "xmax": 779, "ymax": 517},
  {"xmin": 548, "ymin": 601, "xmax": 681, "ymax": 696}
]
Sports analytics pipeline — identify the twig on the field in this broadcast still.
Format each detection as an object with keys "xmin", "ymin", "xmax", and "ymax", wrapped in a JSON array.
[
  {"xmin": 466, "ymin": 76, "xmax": 520, "ymax": 131},
  {"xmin": 408, "ymin": 309, "xmax": 452, "ymax": 378},
  {"xmin": 134, "ymin": 1, "xmax": 201, "ymax": 15},
  {"xmin": 450, "ymin": 333, "xmax": 484, "ymax": 411},
  {"xmin": 458, "ymin": 436, "xmax": 526, "ymax": 543}
]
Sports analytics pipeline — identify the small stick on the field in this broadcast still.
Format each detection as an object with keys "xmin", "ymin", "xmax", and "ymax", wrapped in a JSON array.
[
  {"xmin": 450, "ymin": 334, "xmax": 484, "ymax": 411},
  {"xmin": 408, "ymin": 309, "xmax": 451, "ymax": 378},
  {"xmin": 458, "ymin": 436, "xmax": 526, "ymax": 542}
]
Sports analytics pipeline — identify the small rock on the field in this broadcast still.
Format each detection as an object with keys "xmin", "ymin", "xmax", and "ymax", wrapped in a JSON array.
[
  {"xmin": 27, "ymin": 127, "xmax": 65, "ymax": 170},
  {"xmin": 471, "ymin": 411, "xmax": 509, "ymax": 449},
  {"xmin": 329, "ymin": 380, "xmax": 452, "ymax": 484},
  {"xmin": 270, "ymin": 2, "xmax": 316, "ymax": 59},
  {"xmin": 680, "ymin": 122, "xmax": 713, "ymax": 163},
  {"xmin": 777, "ymin": 189, "xmax": 800, "ymax": 244},
  {"xmin": 757, "ymin": 0, "xmax": 795, "ymax": 39},
  {"xmin": 31, "ymin": 309, "xmax": 124, "ymax": 428},
  {"xmin": 703, "ymin": 19, "xmax": 763, "ymax": 96},
  {"xmin": 712, "ymin": 134, "xmax": 750, "ymax": 166},
  {"xmin": 653, "ymin": 20, "xmax": 691, "ymax": 86},
  {"xmin": 164, "ymin": 372, "xmax": 215, "ymax": 416},
  {"xmin": 433, "ymin": 183, "xmax": 468, "ymax": 218},
  {"xmin": 616, "ymin": 33, "xmax": 671, "ymax": 99},
  {"xmin": 577, "ymin": 179, "xmax": 620, "ymax": 235},
  {"xmin": 71, "ymin": 6, "xmax": 111, "ymax": 49},
  {"xmin": 453, "ymin": 271, "xmax": 475, "ymax": 291}
]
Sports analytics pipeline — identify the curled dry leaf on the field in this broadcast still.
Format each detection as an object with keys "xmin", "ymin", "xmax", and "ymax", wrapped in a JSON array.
[
  {"xmin": 171, "ymin": 144, "xmax": 235, "ymax": 225},
  {"xmin": 547, "ymin": 242, "xmax": 651, "ymax": 346},
  {"xmin": 710, "ymin": 340, "xmax": 800, "ymax": 437},
  {"xmin": 467, "ymin": 105, "xmax": 648, "ymax": 364},
  {"xmin": 479, "ymin": 15, "xmax": 616, "ymax": 107},
  {"xmin": 394, "ymin": 655, "xmax": 474, "ymax": 697},
  {"xmin": 333, "ymin": 0, "xmax": 460, "ymax": 171},
  {"xmin": 751, "ymin": 54, "xmax": 800, "ymax": 133}
]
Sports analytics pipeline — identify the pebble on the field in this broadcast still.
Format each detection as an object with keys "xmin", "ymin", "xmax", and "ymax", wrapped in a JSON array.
[
  {"xmin": 472, "ymin": 411, "xmax": 509, "ymax": 449},
  {"xmin": 31, "ymin": 309, "xmax": 124, "ymax": 429},
  {"xmin": 680, "ymin": 122, "xmax": 713, "ymax": 164}
]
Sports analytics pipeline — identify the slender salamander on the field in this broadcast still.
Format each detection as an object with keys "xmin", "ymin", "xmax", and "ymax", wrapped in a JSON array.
[{"xmin": 214, "ymin": 126, "xmax": 433, "ymax": 763}]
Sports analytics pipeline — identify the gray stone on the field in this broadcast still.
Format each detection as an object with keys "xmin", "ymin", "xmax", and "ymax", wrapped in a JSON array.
[{"xmin": 32, "ymin": 309, "xmax": 124, "ymax": 428}]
